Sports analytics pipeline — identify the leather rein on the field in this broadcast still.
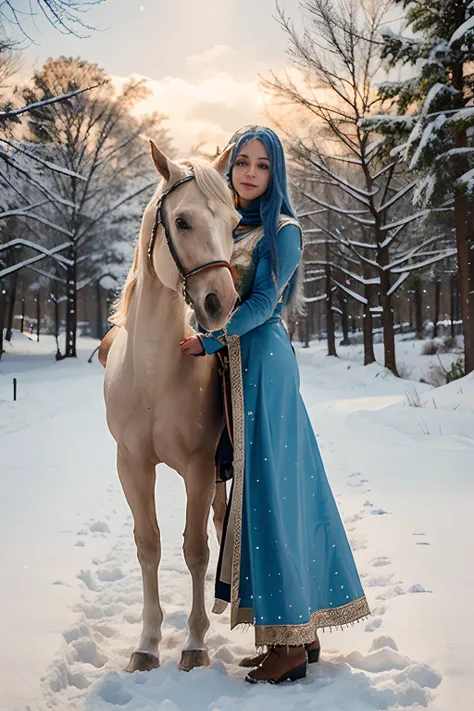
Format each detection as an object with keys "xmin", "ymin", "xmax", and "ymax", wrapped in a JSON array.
[{"xmin": 147, "ymin": 173, "xmax": 235, "ymax": 304}]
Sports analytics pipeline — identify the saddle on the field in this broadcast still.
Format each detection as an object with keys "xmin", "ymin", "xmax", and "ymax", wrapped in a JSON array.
[{"xmin": 215, "ymin": 349, "xmax": 234, "ymax": 483}]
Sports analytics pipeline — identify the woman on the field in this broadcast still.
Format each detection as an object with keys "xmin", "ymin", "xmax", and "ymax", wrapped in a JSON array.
[{"xmin": 180, "ymin": 126, "xmax": 369, "ymax": 684}]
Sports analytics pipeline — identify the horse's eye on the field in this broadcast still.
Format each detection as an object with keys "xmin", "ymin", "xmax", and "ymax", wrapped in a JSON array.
[{"xmin": 175, "ymin": 217, "xmax": 190, "ymax": 230}]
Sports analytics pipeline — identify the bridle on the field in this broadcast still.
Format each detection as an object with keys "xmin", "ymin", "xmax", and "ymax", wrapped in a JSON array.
[{"xmin": 147, "ymin": 172, "xmax": 235, "ymax": 304}]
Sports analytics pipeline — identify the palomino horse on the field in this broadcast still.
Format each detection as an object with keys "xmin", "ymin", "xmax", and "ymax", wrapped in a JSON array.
[{"xmin": 101, "ymin": 142, "xmax": 239, "ymax": 672}]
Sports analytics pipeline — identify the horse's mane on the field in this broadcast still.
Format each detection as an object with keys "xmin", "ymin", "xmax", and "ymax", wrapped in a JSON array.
[{"xmin": 111, "ymin": 158, "xmax": 235, "ymax": 327}]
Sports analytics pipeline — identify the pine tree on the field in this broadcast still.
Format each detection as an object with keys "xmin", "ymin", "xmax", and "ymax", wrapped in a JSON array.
[{"xmin": 368, "ymin": 0, "xmax": 474, "ymax": 372}]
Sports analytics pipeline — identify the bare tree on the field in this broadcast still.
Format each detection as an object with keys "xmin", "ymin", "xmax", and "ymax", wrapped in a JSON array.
[
  {"xmin": 1, "ymin": 57, "xmax": 170, "ymax": 358},
  {"xmin": 263, "ymin": 0, "xmax": 452, "ymax": 374},
  {"xmin": 0, "ymin": 0, "xmax": 105, "ymax": 41}
]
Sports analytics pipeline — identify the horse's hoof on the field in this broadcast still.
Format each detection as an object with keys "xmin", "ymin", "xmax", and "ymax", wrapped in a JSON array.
[
  {"xmin": 178, "ymin": 649, "xmax": 211, "ymax": 672},
  {"xmin": 126, "ymin": 651, "xmax": 160, "ymax": 672}
]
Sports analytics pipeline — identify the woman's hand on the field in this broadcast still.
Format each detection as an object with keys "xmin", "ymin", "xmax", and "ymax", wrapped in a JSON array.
[{"xmin": 180, "ymin": 335, "xmax": 205, "ymax": 356}]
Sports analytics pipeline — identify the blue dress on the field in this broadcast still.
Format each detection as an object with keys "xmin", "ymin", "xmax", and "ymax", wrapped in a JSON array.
[{"xmin": 200, "ymin": 216, "xmax": 369, "ymax": 646}]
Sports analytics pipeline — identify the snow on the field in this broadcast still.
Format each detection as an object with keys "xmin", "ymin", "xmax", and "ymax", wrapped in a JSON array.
[
  {"xmin": 387, "ymin": 271, "xmax": 410, "ymax": 296},
  {"xmin": 0, "ymin": 332, "xmax": 472, "ymax": 711},
  {"xmin": 420, "ymin": 83, "xmax": 456, "ymax": 118},
  {"xmin": 0, "ymin": 139, "xmax": 87, "ymax": 180},
  {"xmin": 0, "ymin": 242, "xmax": 71, "ymax": 279},
  {"xmin": 408, "ymin": 115, "xmax": 447, "ymax": 172},
  {"xmin": 0, "ymin": 87, "xmax": 100, "ymax": 120},
  {"xmin": 331, "ymin": 278, "xmax": 368, "ymax": 304},
  {"xmin": 390, "ymin": 248, "xmax": 457, "ymax": 274},
  {"xmin": 449, "ymin": 13, "xmax": 474, "ymax": 46}
]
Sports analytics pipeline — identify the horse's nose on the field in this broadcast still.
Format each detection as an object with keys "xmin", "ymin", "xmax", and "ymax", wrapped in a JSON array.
[{"xmin": 204, "ymin": 292, "xmax": 222, "ymax": 320}]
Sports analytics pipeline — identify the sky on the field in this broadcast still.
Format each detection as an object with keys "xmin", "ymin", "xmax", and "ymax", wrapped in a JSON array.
[{"xmin": 14, "ymin": 0, "xmax": 306, "ymax": 153}]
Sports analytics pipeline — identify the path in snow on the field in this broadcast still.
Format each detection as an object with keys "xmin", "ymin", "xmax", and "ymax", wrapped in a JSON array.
[{"xmin": 1, "ymin": 336, "xmax": 471, "ymax": 710}]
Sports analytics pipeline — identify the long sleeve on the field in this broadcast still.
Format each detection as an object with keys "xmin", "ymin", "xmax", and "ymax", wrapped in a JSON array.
[{"xmin": 201, "ymin": 223, "xmax": 302, "ymax": 355}]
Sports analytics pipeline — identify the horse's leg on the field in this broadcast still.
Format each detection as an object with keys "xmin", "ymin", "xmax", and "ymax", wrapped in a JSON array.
[
  {"xmin": 117, "ymin": 448, "xmax": 163, "ymax": 672},
  {"xmin": 179, "ymin": 461, "xmax": 215, "ymax": 671},
  {"xmin": 212, "ymin": 482, "xmax": 227, "ymax": 545}
]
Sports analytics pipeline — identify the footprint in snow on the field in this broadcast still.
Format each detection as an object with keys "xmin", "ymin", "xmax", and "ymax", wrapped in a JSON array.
[
  {"xmin": 365, "ymin": 617, "xmax": 383, "ymax": 632},
  {"xmin": 376, "ymin": 585, "xmax": 405, "ymax": 601},
  {"xmin": 349, "ymin": 537, "xmax": 367, "ymax": 551},
  {"xmin": 364, "ymin": 573, "xmax": 395, "ymax": 588},
  {"xmin": 76, "ymin": 569, "xmax": 98, "ymax": 592},
  {"xmin": 370, "ymin": 508, "xmax": 390, "ymax": 515},
  {"xmin": 348, "ymin": 472, "xmax": 362, "ymax": 478},
  {"xmin": 413, "ymin": 530, "xmax": 430, "ymax": 545},
  {"xmin": 89, "ymin": 520, "xmax": 110, "ymax": 534},
  {"xmin": 96, "ymin": 567, "xmax": 124, "ymax": 583},
  {"xmin": 408, "ymin": 584, "xmax": 433, "ymax": 594},
  {"xmin": 371, "ymin": 556, "xmax": 391, "ymax": 567}
]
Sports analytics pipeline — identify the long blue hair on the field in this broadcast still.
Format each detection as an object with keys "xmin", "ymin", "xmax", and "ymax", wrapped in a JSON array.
[{"xmin": 225, "ymin": 126, "xmax": 302, "ymax": 311}]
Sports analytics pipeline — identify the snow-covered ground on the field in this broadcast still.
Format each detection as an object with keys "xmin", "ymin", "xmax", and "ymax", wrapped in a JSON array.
[{"xmin": 0, "ymin": 332, "xmax": 472, "ymax": 711}]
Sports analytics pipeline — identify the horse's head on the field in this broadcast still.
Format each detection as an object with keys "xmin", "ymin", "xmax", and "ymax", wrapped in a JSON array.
[{"xmin": 147, "ymin": 142, "xmax": 240, "ymax": 331}]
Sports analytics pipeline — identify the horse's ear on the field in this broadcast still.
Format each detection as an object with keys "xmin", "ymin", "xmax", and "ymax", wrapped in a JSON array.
[
  {"xmin": 149, "ymin": 141, "xmax": 179, "ymax": 181},
  {"xmin": 212, "ymin": 142, "xmax": 234, "ymax": 176}
]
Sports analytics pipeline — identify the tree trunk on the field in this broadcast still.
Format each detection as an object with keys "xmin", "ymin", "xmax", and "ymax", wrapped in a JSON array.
[
  {"xmin": 5, "ymin": 271, "xmax": 18, "ymax": 342},
  {"xmin": 433, "ymin": 277, "xmax": 441, "ymax": 338},
  {"xmin": 325, "ymin": 236, "xmax": 337, "ymax": 356},
  {"xmin": 363, "ymin": 266, "xmax": 375, "ymax": 365},
  {"xmin": 378, "ymin": 249, "xmax": 398, "ymax": 376},
  {"xmin": 0, "ymin": 283, "xmax": 6, "ymax": 360},
  {"xmin": 453, "ymin": 127, "xmax": 474, "ymax": 373},
  {"xmin": 36, "ymin": 292, "xmax": 41, "ymax": 342},
  {"xmin": 64, "ymin": 252, "xmax": 77, "ymax": 357},
  {"xmin": 414, "ymin": 277, "xmax": 423, "ymax": 339},
  {"xmin": 325, "ymin": 272, "xmax": 337, "ymax": 356},
  {"xmin": 20, "ymin": 298, "xmax": 25, "ymax": 333},
  {"xmin": 351, "ymin": 312, "xmax": 357, "ymax": 334},
  {"xmin": 303, "ymin": 314, "xmax": 310, "ymax": 348},
  {"xmin": 96, "ymin": 281, "xmax": 104, "ymax": 340},
  {"xmin": 451, "ymin": 273, "xmax": 457, "ymax": 339},
  {"xmin": 340, "ymin": 294, "xmax": 350, "ymax": 346}
]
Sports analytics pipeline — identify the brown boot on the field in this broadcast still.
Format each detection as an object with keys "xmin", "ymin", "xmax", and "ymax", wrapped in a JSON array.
[
  {"xmin": 305, "ymin": 636, "xmax": 321, "ymax": 664},
  {"xmin": 245, "ymin": 645, "xmax": 307, "ymax": 684},
  {"xmin": 240, "ymin": 635, "xmax": 320, "ymax": 668},
  {"xmin": 239, "ymin": 650, "xmax": 268, "ymax": 668}
]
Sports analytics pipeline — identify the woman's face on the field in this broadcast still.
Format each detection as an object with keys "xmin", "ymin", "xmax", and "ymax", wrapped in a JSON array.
[{"xmin": 231, "ymin": 139, "xmax": 270, "ymax": 207}]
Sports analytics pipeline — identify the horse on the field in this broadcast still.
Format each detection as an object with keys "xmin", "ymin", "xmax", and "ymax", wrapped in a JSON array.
[{"xmin": 101, "ymin": 141, "xmax": 239, "ymax": 673}]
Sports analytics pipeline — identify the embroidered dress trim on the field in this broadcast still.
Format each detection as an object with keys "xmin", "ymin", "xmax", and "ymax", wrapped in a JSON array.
[
  {"xmin": 214, "ymin": 333, "xmax": 246, "ymax": 629},
  {"xmin": 232, "ymin": 595, "xmax": 370, "ymax": 645}
]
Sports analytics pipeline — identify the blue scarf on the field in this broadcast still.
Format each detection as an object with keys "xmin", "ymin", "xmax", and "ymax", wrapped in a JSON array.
[{"xmin": 236, "ymin": 196, "xmax": 263, "ymax": 229}]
